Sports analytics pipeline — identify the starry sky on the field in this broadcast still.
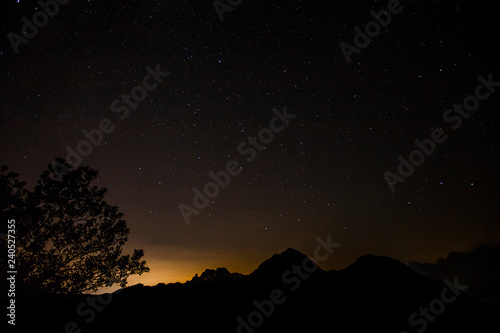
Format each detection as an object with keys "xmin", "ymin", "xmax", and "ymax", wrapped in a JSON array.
[{"xmin": 1, "ymin": 0, "xmax": 499, "ymax": 287}]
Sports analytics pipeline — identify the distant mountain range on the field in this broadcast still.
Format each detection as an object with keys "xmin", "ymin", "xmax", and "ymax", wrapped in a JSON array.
[
  {"xmin": 409, "ymin": 245, "xmax": 500, "ymax": 310},
  {"xmin": 19, "ymin": 247, "xmax": 499, "ymax": 333}
]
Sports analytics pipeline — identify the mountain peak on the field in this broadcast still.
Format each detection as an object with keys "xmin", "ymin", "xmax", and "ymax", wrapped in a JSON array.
[
  {"xmin": 188, "ymin": 267, "xmax": 243, "ymax": 284},
  {"xmin": 250, "ymin": 248, "xmax": 319, "ymax": 280},
  {"xmin": 280, "ymin": 247, "xmax": 306, "ymax": 258},
  {"xmin": 341, "ymin": 254, "xmax": 416, "ymax": 283}
]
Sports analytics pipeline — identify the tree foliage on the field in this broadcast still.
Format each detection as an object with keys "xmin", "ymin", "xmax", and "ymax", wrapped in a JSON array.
[{"xmin": 0, "ymin": 160, "xmax": 149, "ymax": 294}]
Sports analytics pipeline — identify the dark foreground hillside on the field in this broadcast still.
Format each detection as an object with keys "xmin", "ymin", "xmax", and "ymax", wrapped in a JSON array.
[
  {"xmin": 16, "ymin": 249, "xmax": 499, "ymax": 332},
  {"xmin": 409, "ymin": 245, "xmax": 500, "ymax": 310}
]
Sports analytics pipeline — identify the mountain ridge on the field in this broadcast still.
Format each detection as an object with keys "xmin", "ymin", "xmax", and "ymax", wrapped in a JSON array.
[{"xmin": 17, "ymin": 247, "xmax": 500, "ymax": 333}]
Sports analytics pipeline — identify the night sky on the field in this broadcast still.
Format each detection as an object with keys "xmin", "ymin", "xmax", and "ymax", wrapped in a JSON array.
[{"xmin": 1, "ymin": 0, "xmax": 499, "ymax": 288}]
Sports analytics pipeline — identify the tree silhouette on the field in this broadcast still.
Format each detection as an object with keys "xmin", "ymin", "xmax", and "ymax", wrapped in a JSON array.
[{"xmin": 0, "ymin": 159, "xmax": 149, "ymax": 295}]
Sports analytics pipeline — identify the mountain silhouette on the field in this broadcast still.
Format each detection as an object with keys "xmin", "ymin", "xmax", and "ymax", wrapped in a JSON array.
[
  {"xmin": 409, "ymin": 245, "xmax": 500, "ymax": 310},
  {"xmin": 18, "ymin": 249, "xmax": 498, "ymax": 333},
  {"xmin": 253, "ymin": 248, "xmax": 309, "ymax": 273},
  {"xmin": 249, "ymin": 248, "xmax": 324, "ymax": 281},
  {"xmin": 187, "ymin": 267, "xmax": 244, "ymax": 284}
]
